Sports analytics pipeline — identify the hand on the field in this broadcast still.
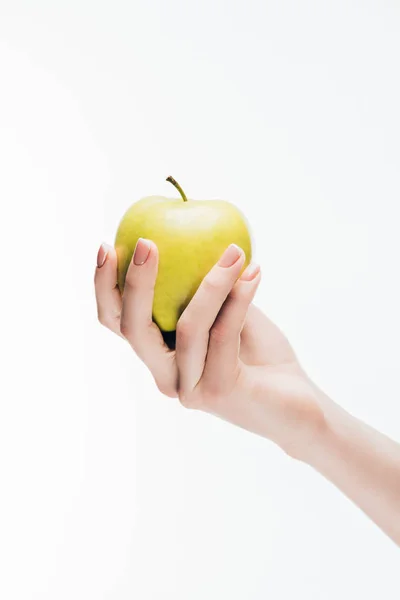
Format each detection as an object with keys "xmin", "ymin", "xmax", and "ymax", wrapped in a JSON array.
[
  {"xmin": 95, "ymin": 239, "xmax": 400, "ymax": 544},
  {"xmin": 94, "ymin": 239, "xmax": 325, "ymax": 459}
]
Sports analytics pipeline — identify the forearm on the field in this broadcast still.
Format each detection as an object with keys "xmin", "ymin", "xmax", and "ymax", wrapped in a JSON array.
[{"xmin": 304, "ymin": 391, "xmax": 400, "ymax": 546}]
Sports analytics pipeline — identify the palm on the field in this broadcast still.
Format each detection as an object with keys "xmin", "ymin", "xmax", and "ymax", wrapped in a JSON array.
[{"xmin": 239, "ymin": 304, "xmax": 296, "ymax": 366}]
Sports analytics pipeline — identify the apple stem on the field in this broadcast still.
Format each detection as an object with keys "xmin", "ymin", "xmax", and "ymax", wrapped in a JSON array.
[{"xmin": 166, "ymin": 176, "xmax": 188, "ymax": 202}]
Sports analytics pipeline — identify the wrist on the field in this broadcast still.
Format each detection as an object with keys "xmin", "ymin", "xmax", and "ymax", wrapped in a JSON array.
[
  {"xmin": 296, "ymin": 387, "xmax": 354, "ymax": 468},
  {"xmin": 287, "ymin": 386, "xmax": 341, "ymax": 464}
]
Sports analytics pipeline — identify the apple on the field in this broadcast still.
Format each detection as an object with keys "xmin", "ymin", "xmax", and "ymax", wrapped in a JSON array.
[{"xmin": 115, "ymin": 177, "xmax": 252, "ymax": 332}]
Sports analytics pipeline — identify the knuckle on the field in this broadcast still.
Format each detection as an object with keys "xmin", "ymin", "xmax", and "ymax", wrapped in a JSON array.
[
  {"xmin": 123, "ymin": 272, "xmax": 137, "ymax": 291},
  {"xmin": 98, "ymin": 311, "xmax": 113, "ymax": 330},
  {"xmin": 178, "ymin": 393, "xmax": 191, "ymax": 409},
  {"xmin": 123, "ymin": 263, "xmax": 143, "ymax": 291},
  {"xmin": 230, "ymin": 286, "xmax": 248, "ymax": 305},
  {"xmin": 97, "ymin": 310, "xmax": 106, "ymax": 326},
  {"xmin": 119, "ymin": 318, "xmax": 133, "ymax": 339},
  {"xmin": 176, "ymin": 316, "xmax": 194, "ymax": 343},
  {"xmin": 202, "ymin": 274, "xmax": 221, "ymax": 295},
  {"xmin": 178, "ymin": 389, "xmax": 201, "ymax": 410},
  {"xmin": 155, "ymin": 380, "xmax": 177, "ymax": 399}
]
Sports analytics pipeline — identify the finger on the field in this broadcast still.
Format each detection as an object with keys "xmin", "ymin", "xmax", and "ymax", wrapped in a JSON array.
[
  {"xmin": 202, "ymin": 264, "xmax": 261, "ymax": 388},
  {"xmin": 120, "ymin": 238, "xmax": 177, "ymax": 397},
  {"xmin": 176, "ymin": 244, "xmax": 245, "ymax": 394},
  {"xmin": 94, "ymin": 243, "xmax": 123, "ymax": 336}
]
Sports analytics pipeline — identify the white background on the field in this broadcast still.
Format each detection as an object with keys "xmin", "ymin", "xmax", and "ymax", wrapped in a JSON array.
[{"xmin": 0, "ymin": 1, "xmax": 399, "ymax": 598}]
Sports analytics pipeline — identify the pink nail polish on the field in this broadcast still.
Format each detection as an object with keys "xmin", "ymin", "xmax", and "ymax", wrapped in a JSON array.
[
  {"xmin": 218, "ymin": 244, "xmax": 243, "ymax": 268},
  {"xmin": 97, "ymin": 243, "xmax": 108, "ymax": 268},
  {"xmin": 133, "ymin": 238, "xmax": 151, "ymax": 265},
  {"xmin": 240, "ymin": 263, "xmax": 260, "ymax": 281}
]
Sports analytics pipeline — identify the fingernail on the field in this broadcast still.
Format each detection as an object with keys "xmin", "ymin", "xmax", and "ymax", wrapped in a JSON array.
[
  {"xmin": 240, "ymin": 263, "xmax": 260, "ymax": 281},
  {"xmin": 97, "ymin": 243, "xmax": 108, "ymax": 268},
  {"xmin": 218, "ymin": 244, "xmax": 243, "ymax": 268},
  {"xmin": 133, "ymin": 238, "xmax": 151, "ymax": 265}
]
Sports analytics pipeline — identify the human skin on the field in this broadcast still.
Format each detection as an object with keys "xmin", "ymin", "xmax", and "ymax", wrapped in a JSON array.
[{"xmin": 94, "ymin": 239, "xmax": 400, "ymax": 546}]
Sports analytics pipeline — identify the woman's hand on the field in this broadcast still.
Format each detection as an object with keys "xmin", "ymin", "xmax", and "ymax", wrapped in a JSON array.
[
  {"xmin": 95, "ymin": 238, "xmax": 400, "ymax": 545},
  {"xmin": 94, "ymin": 239, "xmax": 324, "ymax": 459}
]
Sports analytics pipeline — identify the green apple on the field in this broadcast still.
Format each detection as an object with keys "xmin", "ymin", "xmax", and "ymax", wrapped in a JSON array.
[{"xmin": 115, "ymin": 177, "xmax": 252, "ymax": 332}]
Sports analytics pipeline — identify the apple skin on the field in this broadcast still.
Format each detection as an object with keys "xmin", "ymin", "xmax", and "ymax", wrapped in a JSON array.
[{"xmin": 115, "ymin": 195, "xmax": 252, "ymax": 332}]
